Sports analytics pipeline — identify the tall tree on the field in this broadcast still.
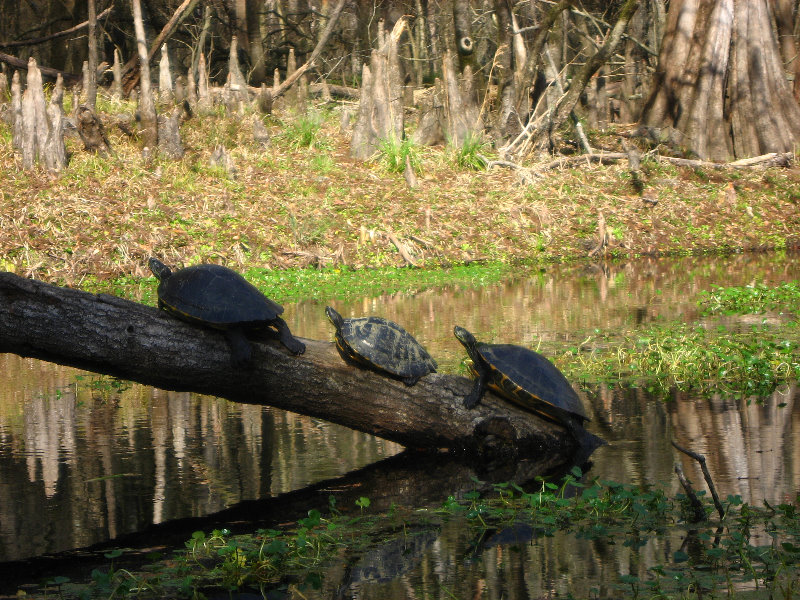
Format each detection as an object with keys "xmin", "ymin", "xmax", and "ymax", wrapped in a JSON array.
[{"xmin": 639, "ymin": 0, "xmax": 800, "ymax": 160}]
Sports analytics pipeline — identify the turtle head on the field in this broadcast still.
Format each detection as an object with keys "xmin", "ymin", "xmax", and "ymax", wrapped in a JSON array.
[
  {"xmin": 148, "ymin": 257, "xmax": 172, "ymax": 281},
  {"xmin": 325, "ymin": 306, "xmax": 344, "ymax": 329},
  {"xmin": 453, "ymin": 326, "xmax": 478, "ymax": 354}
]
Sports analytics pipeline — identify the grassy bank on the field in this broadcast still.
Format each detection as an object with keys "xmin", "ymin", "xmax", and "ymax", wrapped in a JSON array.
[{"xmin": 1, "ymin": 97, "xmax": 799, "ymax": 287}]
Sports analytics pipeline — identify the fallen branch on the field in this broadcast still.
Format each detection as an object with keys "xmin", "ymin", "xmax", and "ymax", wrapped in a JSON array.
[
  {"xmin": 672, "ymin": 440, "xmax": 725, "ymax": 519},
  {"xmin": 0, "ymin": 5, "xmax": 113, "ymax": 48},
  {"xmin": 0, "ymin": 52, "xmax": 80, "ymax": 84},
  {"xmin": 386, "ymin": 231, "xmax": 418, "ymax": 266},
  {"xmin": 674, "ymin": 462, "xmax": 708, "ymax": 523},
  {"xmin": 485, "ymin": 151, "xmax": 794, "ymax": 183}
]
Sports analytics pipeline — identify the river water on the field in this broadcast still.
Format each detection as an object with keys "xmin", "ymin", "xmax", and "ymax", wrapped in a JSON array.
[{"xmin": 0, "ymin": 253, "xmax": 798, "ymax": 595}]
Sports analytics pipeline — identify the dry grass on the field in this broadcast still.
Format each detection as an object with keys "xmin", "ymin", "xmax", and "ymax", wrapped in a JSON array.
[{"xmin": 1, "ymin": 95, "xmax": 799, "ymax": 289}]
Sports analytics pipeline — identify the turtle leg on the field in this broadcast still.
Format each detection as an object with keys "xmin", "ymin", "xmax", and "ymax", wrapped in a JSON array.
[
  {"xmin": 224, "ymin": 327, "xmax": 253, "ymax": 369},
  {"xmin": 463, "ymin": 366, "xmax": 488, "ymax": 409},
  {"xmin": 402, "ymin": 375, "xmax": 420, "ymax": 386},
  {"xmin": 274, "ymin": 317, "xmax": 306, "ymax": 355}
]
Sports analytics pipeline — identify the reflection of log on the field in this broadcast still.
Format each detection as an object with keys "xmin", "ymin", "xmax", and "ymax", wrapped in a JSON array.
[
  {"xmin": 0, "ymin": 272, "xmax": 603, "ymax": 459},
  {"xmin": 0, "ymin": 450, "xmax": 573, "ymax": 591}
]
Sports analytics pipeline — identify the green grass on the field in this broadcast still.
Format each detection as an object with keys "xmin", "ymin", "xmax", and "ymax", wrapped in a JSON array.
[
  {"xmin": 698, "ymin": 281, "xmax": 800, "ymax": 315},
  {"xmin": 378, "ymin": 135, "xmax": 422, "ymax": 174},
  {"xmin": 560, "ymin": 323, "xmax": 800, "ymax": 398}
]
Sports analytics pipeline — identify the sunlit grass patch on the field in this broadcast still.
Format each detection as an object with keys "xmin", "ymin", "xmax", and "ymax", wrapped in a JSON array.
[
  {"xmin": 378, "ymin": 135, "xmax": 421, "ymax": 174},
  {"xmin": 562, "ymin": 323, "xmax": 800, "ymax": 398}
]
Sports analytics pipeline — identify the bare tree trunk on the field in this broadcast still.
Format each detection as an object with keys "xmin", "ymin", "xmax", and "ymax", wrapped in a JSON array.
[
  {"xmin": 640, "ymin": 0, "xmax": 800, "ymax": 160},
  {"xmin": 86, "ymin": 0, "xmax": 98, "ymax": 109},
  {"xmin": 350, "ymin": 19, "xmax": 407, "ymax": 159},
  {"xmin": 245, "ymin": 0, "xmax": 267, "ymax": 84},
  {"xmin": 132, "ymin": 0, "xmax": 158, "ymax": 150},
  {"xmin": 112, "ymin": 48, "xmax": 123, "ymax": 98},
  {"xmin": 772, "ymin": 0, "xmax": 797, "ymax": 73},
  {"xmin": 452, "ymin": 0, "xmax": 474, "ymax": 68}
]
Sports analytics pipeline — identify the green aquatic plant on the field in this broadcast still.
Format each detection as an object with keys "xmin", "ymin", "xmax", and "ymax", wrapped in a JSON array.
[
  {"xmin": 698, "ymin": 281, "xmax": 800, "ymax": 315},
  {"xmin": 561, "ymin": 323, "xmax": 800, "ymax": 398},
  {"xmin": 36, "ymin": 468, "xmax": 799, "ymax": 599}
]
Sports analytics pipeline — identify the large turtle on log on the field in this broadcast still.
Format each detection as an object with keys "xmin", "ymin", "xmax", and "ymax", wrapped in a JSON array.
[{"xmin": 149, "ymin": 258, "xmax": 305, "ymax": 367}]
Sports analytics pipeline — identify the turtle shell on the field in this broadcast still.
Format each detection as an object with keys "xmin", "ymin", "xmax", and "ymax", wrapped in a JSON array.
[
  {"xmin": 155, "ymin": 263, "xmax": 282, "ymax": 328},
  {"xmin": 476, "ymin": 343, "xmax": 588, "ymax": 424},
  {"xmin": 327, "ymin": 307, "xmax": 437, "ymax": 385}
]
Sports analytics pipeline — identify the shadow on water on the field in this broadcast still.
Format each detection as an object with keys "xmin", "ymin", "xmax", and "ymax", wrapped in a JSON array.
[
  {"xmin": 0, "ymin": 252, "xmax": 799, "ymax": 594},
  {"xmin": 0, "ymin": 449, "xmax": 580, "ymax": 593}
]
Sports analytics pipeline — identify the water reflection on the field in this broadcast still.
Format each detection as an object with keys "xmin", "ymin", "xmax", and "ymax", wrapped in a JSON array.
[
  {"xmin": 0, "ymin": 356, "xmax": 402, "ymax": 561},
  {"xmin": 0, "ymin": 252, "xmax": 798, "ymax": 567}
]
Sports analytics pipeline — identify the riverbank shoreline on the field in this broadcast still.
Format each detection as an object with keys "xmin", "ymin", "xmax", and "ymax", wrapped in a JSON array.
[{"xmin": 2, "ymin": 103, "xmax": 799, "ymax": 289}]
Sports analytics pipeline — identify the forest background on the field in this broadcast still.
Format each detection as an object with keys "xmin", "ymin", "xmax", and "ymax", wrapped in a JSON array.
[{"xmin": 0, "ymin": 0, "xmax": 799, "ymax": 287}]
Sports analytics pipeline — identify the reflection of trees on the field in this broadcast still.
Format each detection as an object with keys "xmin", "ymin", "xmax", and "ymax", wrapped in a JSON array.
[
  {"xmin": 0, "ymin": 355, "xmax": 401, "ymax": 561},
  {"xmin": 670, "ymin": 384, "xmax": 799, "ymax": 505}
]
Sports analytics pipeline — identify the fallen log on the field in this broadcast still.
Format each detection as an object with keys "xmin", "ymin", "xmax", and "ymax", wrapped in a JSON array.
[{"xmin": 0, "ymin": 272, "xmax": 603, "ymax": 461}]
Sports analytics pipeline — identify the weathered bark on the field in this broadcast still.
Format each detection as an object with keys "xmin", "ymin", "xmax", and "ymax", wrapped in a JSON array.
[
  {"xmin": 157, "ymin": 108, "xmax": 184, "ymax": 158},
  {"xmin": 228, "ymin": 35, "xmax": 249, "ymax": 103},
  {"xmin": 86, "ymin": 0, "xmax": 98, "ymax": 109},
  {"xmin": 77, "ymin": 105, "xmax": 112, "ymax": 155},
  {"xmin": 442, "ymin": 52, "xmax": 481, "ymax": 145},
  {"xmin": 197, "ymin": 53, "xmax": 210, "ymax": 112},
  {"xmin": 16, "ymin": 58, "xmax": 65, "ymax": 172},
  {"xmin": 158, "ymin": 45, "xmax": 173, "ymax": 104},
  {"xmin": 452, "ymin": 0, "xmax": 474, "ymax": 64},
  {"xmin": 350, "ymin": 19, "xmax": 407, "ymax": 160},
  {"xmin": 132, "ymin": 0, "xmax": 158, "ymax": 150},
  {"xmin": 640, "ymin": 0, "xmax": 800, "ymax": 160},
  {"xmin": 10, "ymin": 71, "xmax": 22, "ymax": 149},
  {"xmin": 112, "ymin": 48, "xmax": 123, "ymax": 98},
  {"xmin": 0, "ymin": 272, "xmax": 603, "ymax": 460}
]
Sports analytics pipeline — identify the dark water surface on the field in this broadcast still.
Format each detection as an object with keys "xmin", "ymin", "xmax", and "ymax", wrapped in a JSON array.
[{"xmin": 0, "ymin": 253, "xmax": 798, "ymax": 594}]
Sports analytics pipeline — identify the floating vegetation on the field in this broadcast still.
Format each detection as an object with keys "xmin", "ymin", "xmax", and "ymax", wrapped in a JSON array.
[
  {"xmin": 32, "ymin": 468, "xmax": 800, "ymax": 599},
  {"xmin": 698, "ymin": 281, "xmax": 800, "ymax": 316},
  {"xmin": 561, "ymin": 323, "xmax": 800, "ymax": 398}
]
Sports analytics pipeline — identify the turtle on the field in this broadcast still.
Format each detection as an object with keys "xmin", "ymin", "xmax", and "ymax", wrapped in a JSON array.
[
  {"xmin": 325, "ymin": 306, "xmax": 437, "ymax": 386},
  {"xmin": 453, "ymin": 325, "xmax": 590, "ymax": 444},
  {"xmin": 149, "ymin": 257, "xmax": 305, "ymax": 367}
]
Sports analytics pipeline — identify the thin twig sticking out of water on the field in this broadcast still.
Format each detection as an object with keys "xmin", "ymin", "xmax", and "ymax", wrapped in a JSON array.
[{"xmin": 672, "ymin": 440, "xmax": 726, "ymax": 520}]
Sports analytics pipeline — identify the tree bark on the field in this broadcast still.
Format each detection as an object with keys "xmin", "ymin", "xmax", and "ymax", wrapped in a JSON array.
[
  {"xmin": 86, "ymin": 0, "xmax": 98, "ymax": 109},
  {"xmin": 131, "ymin": 0, "xmax": 158, "ymax": 150},
  {"xmin": 0, "ymin": 272, "xmax": 603, "ymax": 462},
  {"xmin": 639, "ymin": 0, "xmax": 800, "ymax": 160}
]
